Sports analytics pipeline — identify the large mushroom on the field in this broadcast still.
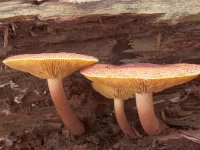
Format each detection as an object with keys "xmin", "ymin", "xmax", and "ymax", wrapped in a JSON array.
[
  {"xmin": 3, "ymin": 52, "xmax": 98, "ymax": 136},
  {"xmin": 92, "ymin": 81, "xmax": 136, "ymax": 138},
  {"xmin": 81, "ymin": 63, "xmax": 200, "ymax": 135}
]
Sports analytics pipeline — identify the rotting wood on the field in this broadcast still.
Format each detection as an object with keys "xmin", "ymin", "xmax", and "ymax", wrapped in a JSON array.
[
  {"xmin": 0, "ymin": 107, "xmax": 61, "ymax": 139},
  {"xmin": 0, "ymin": 1, "xmax": 199, "ymax": 64},
  {"xmin": 0, "ymin": 13, "xmax": 199, "ymax": 64},
  {"xmin": 0, "ymin": 0, "xmax": 200, "ymax": 23}
]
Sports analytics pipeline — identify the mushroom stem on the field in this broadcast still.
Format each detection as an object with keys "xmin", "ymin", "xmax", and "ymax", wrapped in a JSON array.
[
  {"xmin": 47, "ymin": 78, "xmax": 85, "ymax": 135},
  {"xmin": 114, "ymin": 98, "xmax": 136, "ymax": 138},
  {"xmin": 135, "ymin": 93, "xmax": 167, "ymax": 135}
]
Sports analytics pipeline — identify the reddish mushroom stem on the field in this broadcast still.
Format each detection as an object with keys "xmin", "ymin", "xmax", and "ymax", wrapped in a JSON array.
[
  {"xmin": 47, "ymin": 78, "xmax": 85, "ymax": 135},
  {"xmin": 135, "ymin": 93, "xmax": 167, "ymax": 135},
  {"xmin": 114, "ymin": 98, "xmax": 136, "ymax": 138}
]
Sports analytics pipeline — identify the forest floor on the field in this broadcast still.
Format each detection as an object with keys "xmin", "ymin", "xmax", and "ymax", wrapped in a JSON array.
[
  {"xmin": 1, "ymin": 52, "xmax": 200, "ymax": 150},
  {"xmin": 0, "ymin": 19, "xmax": 200, "ymax": 150}
]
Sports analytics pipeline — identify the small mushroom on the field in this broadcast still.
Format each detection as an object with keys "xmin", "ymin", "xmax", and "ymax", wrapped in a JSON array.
[
  {"xmin": 81, "ymin": 65, "xmax": 137, "ymax": 138},
  {"xmin": 92, "ymin": 81, "xmax": 136, "ymax": 138},
  {"xmin": 81, "ymin": 63, "xmax": 200, "ymax": 135},
  {"xmin": 3, "ymin": 52, "xmax": 98, "ymax": 135}
]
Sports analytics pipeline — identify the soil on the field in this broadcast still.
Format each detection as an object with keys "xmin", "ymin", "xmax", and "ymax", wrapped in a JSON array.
[{"xmin": 0, "ymin": 16, "xmax": 200, "ymax": 150}]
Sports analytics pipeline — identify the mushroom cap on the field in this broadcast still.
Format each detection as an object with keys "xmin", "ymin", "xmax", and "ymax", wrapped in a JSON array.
[
  {"xmin": 81, "ymin": 63, "xmax": 200, "ymax": 93},
  {"xmin": 3, "ymin": 53, "xmax": 98, "ymax": 79},
  {"xmin": 92, "ymin": 81, "xmax": 135, "ymax": 100}
]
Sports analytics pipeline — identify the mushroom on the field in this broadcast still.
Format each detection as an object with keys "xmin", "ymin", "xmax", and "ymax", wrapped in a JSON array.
[
  {"xmin": 92, "ymin": 81, "xmax": 136, "ymax": 138},
  {"xmin": 3, "ymin": 52, "xmax": 98, "ymax": 136},
  {"xmin": 81, "ymin": 63, "xmax": 200, "ymax": 135}
]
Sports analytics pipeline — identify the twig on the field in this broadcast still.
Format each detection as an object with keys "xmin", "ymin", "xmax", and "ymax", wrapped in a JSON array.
[
  {"xmin": 131, "ymin": 122, "xmax": 142, "ymax": 138},
  {"xmin": 99, "ymin": 18, "xmax": 102, "ymax": 24},
  {"xmin": 3, "ymin": 25, "xmax": 8, "ymax": 48},
  {"xmin": 179, "ymin": 130, "xmax": 200, "ymax": 144},
  {"xmin": 11, "ymin": 23, "xmax": 17, "ymax": 35},
  {"xmin": 149, "ymin": 139, "xmax": 158, "ymax": 150},
  {"xmin": 161, "ymin": 111, "xmax": 166, "ymax": 121}
]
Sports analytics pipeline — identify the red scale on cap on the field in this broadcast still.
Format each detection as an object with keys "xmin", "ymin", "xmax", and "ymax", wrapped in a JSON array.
[
  {"xmin": 81, "ymin": 63, "xmax": 200, "ymax": 93},
  {"xmin": 4, "ymin": 52, "xmax": 98, "ymax": 61}
]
